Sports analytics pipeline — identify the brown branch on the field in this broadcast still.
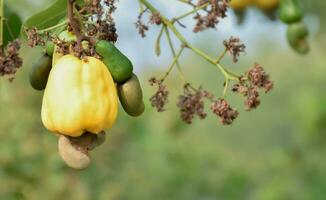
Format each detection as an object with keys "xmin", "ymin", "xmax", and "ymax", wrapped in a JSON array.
[{"xmin": 67, "ymin": 0, "xmax": 95, "ymax": 52}]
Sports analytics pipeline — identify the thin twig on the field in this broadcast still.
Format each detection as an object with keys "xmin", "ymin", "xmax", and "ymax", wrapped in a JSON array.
[
  {"xmin": 164, "ymin": 27, "xmax": 186, "ymax": 83},
  {"xmin": 173, "ymin": 2, "xmax": 209, "ymax": 22},
  {"xmin": 161, "ymin": 46, "xmax": 185, "ymax": 82},
  {"xmin": 139, "ymin": 0, "xmax": 239, "ymax": 81}
]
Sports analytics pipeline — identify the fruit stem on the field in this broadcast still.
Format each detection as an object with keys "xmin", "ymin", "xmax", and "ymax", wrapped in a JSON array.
[{"xmin": 67, "ymin": 0, "xmax": 94, "ymax": 50}]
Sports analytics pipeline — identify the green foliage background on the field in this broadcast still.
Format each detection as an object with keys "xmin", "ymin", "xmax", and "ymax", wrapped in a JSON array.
[{"xmin": 1, "ymin": 1, "xmax": 326, "ymax": 200}]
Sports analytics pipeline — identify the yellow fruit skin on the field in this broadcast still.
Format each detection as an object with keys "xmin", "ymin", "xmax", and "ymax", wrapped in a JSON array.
[
  {"xmin": 52, "ymin": 46, "xmax": 61, "ymax": 67},
  {"xmin": 41, "ymin": 55, "xmax": 118, "ymax": 137},
  {"xmin": 254, "ymin": 0, "xmax": 279, "ymax": 10},
  {"xmin": 230, "ymin": 0, "xmax": 252, "ymax": 10}
]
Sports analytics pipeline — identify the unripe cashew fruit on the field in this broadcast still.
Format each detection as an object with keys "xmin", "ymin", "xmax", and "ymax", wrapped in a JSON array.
[
  {"xmin": 45, "ymin": 41, "xmax": 55, "ymax": 57},
  {"xmin": 58, "ymin": 135, "xmax": 91, "ymax": 170},
  {"xmin": 229, "ymin": 0, "xmax": 252, "ymax": 10},
  {"xmin": 29, "ymin": 55, "xmax": 52, "ymax": 90},
  {"xmin": 279, "ymin": 0, "xmax": 302, "ymax": 24},
  {"xmin": 287, "ymin": 22, "xmax": 310, "ymax": 54},
  {"xmin": 95, "ymin": 40, "xmax": 133, "ymax": 84},
  {"xmin": 118, "ymin": 74, "xmax": 145, "ymax": 117},
  {"xmin": 42, "ymin": 55, "xmax": 118, "ymax": 137}
]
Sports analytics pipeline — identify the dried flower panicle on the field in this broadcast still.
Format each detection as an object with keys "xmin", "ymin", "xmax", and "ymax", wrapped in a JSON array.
[
  {"xmin": 150, "ymin": 13, "xmax": 162, "ymax": 25},
  {"xmin": 211, "ymin": 99, "xmax": 239, "ymax": 125},
  {"xmin": 193, "ymin": 0, "xmax": 230, "ymax": 32},
  {"xmin": 232, "ymin": 64, "xmax": 273, "ymax": 111},
  {"xmin": 149, "ymin": 77, "xmax": 169, "ymax": 112},
  {"xmin": 223, "ymin": 36, "xmax": 246, "ymax": 63},
  {"xmin": 84, "ymin": 0, "xmax": 118, "ymax": 42},
  {"xmin": 25, "ymin": 27, "xmax": 45, "ymax": 47},
  {"xmin": 135, "ymin": 11, "xmax": 149, "ymax": 38},
  {"xmin": 175, "ymin": 84, "xmax": 238, "ymax": 125},
  {"xmin": 0, "ymin": 40, "xmax": 23, "ymax": 81},
  {"xmin": 247, "ymin": 63, "xmax": 273, "ymax": 92},
  {"xmin": 177, "ymin": 84, "xmax": 211, "ymax": 124},
  {"xmin": 52, "ymin": 37, "xmax": 71, "ymax": 56}
]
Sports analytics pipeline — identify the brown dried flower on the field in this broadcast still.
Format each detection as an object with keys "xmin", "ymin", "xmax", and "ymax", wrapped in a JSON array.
[
  {"xmin": 0, "ymin": 40, "xmax": 23, "ymax": 81},
  {"xmin": 135, "ymin": 20, "xmax": 149, "ymax": 38},
  {"xmin": 193, "ymin": 0, "xmax": 230, "ymax": 32},
  {"xmin": 223, "ymin": 36, "xmax": 246, "ymax": 63},
  {"xmin": 232, "ymin": 64, "xmax": 273, "ymax": 111},
  {"xmin": 149, "ymin": 77, "xmax": 169, "ymax": 112},
  {"xmin": 150, "ymin": 13, "xmax": 162, "ymax": 25},
  {"xmin": 177, "ymin": 84, "xmax": 210, "ymax": 124},
  {"xmin": 244, "ymin": 87, "xmax": 260, "ymax": 110},
  {"xmin": 210, "ymin": 99, "xmax": 238, "ymax": 125},
  {"xmin": 247, "ymin": 63, "xmax": 273, "ymax": 92},
  {"xmin": 25, "ymin": 27, "xmax": 45, "ymax": 47}
]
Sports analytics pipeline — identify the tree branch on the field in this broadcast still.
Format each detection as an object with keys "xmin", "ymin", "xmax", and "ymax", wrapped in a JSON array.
[{"xmin": 67, "ymin": 0, "xmax": 94, "ymax": 51}]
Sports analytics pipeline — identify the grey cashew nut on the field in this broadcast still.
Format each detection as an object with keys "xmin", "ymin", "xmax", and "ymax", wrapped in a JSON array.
[{"xmin": 58, "ymin": 135, "xmax": 91, "ymax": 170}]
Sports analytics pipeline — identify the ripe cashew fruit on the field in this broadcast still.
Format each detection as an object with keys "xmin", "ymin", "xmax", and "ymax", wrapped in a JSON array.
[
  {"xmin": 41, "ymin": 55, "xmax": 118, "ymax": 137},
  {"xmin": 229, "ymin": 0, "xmax": 252, "ymax": 10},
  {"xmin": 254, "ymin": 0, "xmax": 279, "ymax": 10}
]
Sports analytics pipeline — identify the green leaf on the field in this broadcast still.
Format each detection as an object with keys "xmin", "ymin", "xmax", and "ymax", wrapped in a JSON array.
[
  {"xmin": 3, "ymin": 3, "xmax": 22, "ymax": 46},
  {"xmin": 21, "ymin": 0, "xmax": 68, "ymax": 39}
]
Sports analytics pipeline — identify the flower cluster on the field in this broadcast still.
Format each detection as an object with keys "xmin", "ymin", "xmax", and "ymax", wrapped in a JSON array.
[
  {"xmin": 25, "ymin": 27, "xmax": 46, "ymax": 47},
  {"xmin": 149, "ymin": 77, "xmax": 169, "ymax": 112},
  {"xmin": 193, "ymin": 0, "xmax": 230, "ymax": 32},
  {"xmin": 175, "ymin": 84, "xmax": 238, "ymax": 125},
  {"xmin": 0, "ymin": 40, "xmax": 23, "ymax": 81},
  {"xmin": 211, "ymin": 99, "xmax": 239, "ymax": 125},
  {"xmin": 233, "ymin": 64, "xmax": 273, "ymax": 110},
  {"xmin": 150, "ymin": 13, "xmax": 162, "ymax": 25},
  {"xmin": 223, "ymin": 36, "xmax": 246, "ymax": 63},
  {"xmin": 177, "ymin": 84, "xmax": 212, "ymax": 124},
  {"xmin": 135, "ymin": 10, "xmax": 150, "ymax": 38},
  {"xmin": 90, "ymin": 0, "xmax": 118, "ymax": 42}
]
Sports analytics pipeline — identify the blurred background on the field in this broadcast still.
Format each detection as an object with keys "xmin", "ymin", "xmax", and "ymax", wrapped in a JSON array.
[{"xmin": 1, "ymin": 0, "xmax": 326, "ymax": 199}]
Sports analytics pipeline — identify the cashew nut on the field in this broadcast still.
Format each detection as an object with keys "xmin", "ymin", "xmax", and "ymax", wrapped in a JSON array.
[{"xmin": 58, "ymin": 135, "xmax": 91, "ymax": 170}]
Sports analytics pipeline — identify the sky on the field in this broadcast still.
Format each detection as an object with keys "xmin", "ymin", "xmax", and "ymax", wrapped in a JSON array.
[{"xmin": 11, "ymin": 0, "xmax": 320, "ymax": 73}]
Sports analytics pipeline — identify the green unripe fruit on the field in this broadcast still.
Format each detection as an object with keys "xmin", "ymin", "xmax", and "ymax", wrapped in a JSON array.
[
  {"xmin": 279, "ymin": 0, "xmax": 303, "ymax": 24},
  {"xmin": 45, "ymin": 41, "xmax": 55, "ymax": 57},
  {"xmin": 118, "ymin": 74, "xmax": 145, "ymax": 117},
  {"xmin": 95, "ymin": 40, "xmax": 133, "ymax": 83},
  {"xmin": 287, "ymin": 22, "xmax": 310, "ymax": 54},
  {"xmin": 29, "ymin": 55, "xmax": 52, "ymax": 90}
]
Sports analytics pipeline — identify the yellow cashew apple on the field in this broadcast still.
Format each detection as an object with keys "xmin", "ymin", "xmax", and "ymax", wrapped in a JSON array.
[{"xmin": 41, "ymin": 55, "xmax": 118, "ymax": 137}]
